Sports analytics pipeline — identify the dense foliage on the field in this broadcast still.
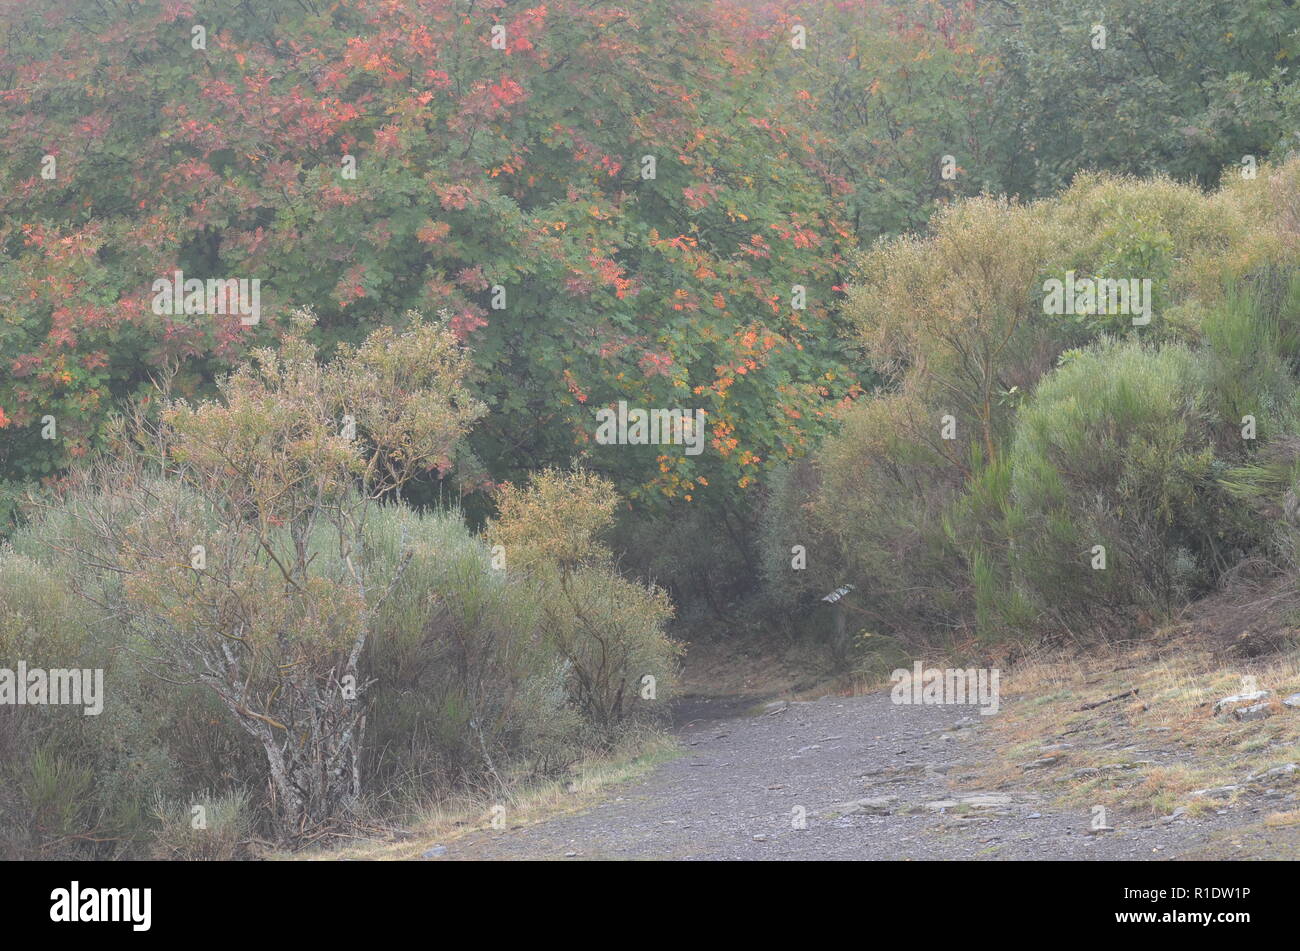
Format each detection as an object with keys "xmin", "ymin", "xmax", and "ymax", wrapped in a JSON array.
[
  {"xmin": 4, "ymin": 0, "xmax": 1297, "ymax": 525},
  {"xmin": 3, "ymin": 0, "xmax": 1300, "ymax": 856},
  {"xmin": 0, "ymin": 317, "xmax": 678, "ymax": 852},
  {"xmin": 765, "ymin": 157, "xmax": 1300, "ymax": 655}
]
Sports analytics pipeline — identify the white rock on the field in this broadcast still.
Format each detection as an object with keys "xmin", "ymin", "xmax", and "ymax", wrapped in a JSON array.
[
  {"xmin": 1213, "ymin": 690, "xmax": 1270, "ymax": 715},
  {"xmin": 1191, "ymin": 785, "xmax": 1240, "ymax": 800}
]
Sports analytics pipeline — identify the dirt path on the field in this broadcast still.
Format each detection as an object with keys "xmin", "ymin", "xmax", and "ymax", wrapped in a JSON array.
[{"xmin": 427, "ymin": 689, "xmax": 1298, "ymax": 861}]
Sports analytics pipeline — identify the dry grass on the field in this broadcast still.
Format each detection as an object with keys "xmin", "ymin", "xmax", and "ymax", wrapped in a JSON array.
[
  {"xmin": 279, "ymin": 732, "xmax": 681, "ymax": 861},
  {"xmin": 1264, "ymin": 810, "xmax": 1300, "ymax": 828},
  {"xmin": 961, "ymin": 636, "xmax": 1300, "ymax": 819}
]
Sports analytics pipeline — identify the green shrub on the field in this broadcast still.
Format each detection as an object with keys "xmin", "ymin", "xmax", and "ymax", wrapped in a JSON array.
[
  {"xmin": 362, "ymin": 503, "xmax": 581, "ymax": 798},
  {"xmin": 802, "ymin": 392, "xmax": 972, "ymax": 648},
  {"xmin": 1008, "ymin": 340, "xmax": 1255, "ymax": 632},
  {"xmin": 757, "ymin": 459, "xmax": 833, "ymax": 615},
  {"xmin": 943, "ymin": 451, "xmax": 1036, "ymax": 643},
  {"xmin": 1199, "ymin": 271, "xmax": 1300, "ymax": 452}
]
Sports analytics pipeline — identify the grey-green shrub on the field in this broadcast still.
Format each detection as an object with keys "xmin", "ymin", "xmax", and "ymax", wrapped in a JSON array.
[
  {"xmin": 1008, "ymin": 340, "xmax": 1255, "ymax": 631},
  {"xmin": 1, "ymin": 474, "xmax": 678, "ymax": 854},
  {"xmin": 0, "ymin": 544, "xmax": 180, "ymax": 859},
  {"xmin": 805, "ymin": 392, "xmax": 971, "ymax": 647},
  {"xmin": 362, "ymin": 503, "xmax": 582, "ymax": 798}
]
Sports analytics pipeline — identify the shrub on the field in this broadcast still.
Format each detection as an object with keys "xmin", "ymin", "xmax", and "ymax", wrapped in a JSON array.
[
  {"xmin": 489, "ymin": 469, "xmax": 682, "ymax": 741},
  {"xmin": 0, "ymin": 543, "xmax": 181, "ymax": 859},
  {"xmin": 847, "ymin": 197, "xmax": 1070, "ymax": 461},
  {"xmin": 611, "ymin": 501, "xmax": 759, "ymax": 633},
  {"xmin": 942, "ymin": 451, "xmax": 1036, "ymax": 644},
  {"xmin": 491, "ymin": 468, "xmax": 620, "ymax": 574},
  {"xmin": 802, "ymin": 392, "xmax": 971, "ymax": 648},
  {"xmin": 757, "ymin": 459, "xmax": 833, "ymax": 615},
  {"xmin": 362, "ymin": 503, "xmax": 580, "ymax": 798},
  {"xmin": 539, "ymin": 568, "xmax": 677, "ymax": 736},
  {"xmin": 1007, "ymin": 340, "xmax": 1255, "ymax": 632},
  {"xmin": 2, "ymin": 482, "xmax": 617, "ymax": 853},
  {"xmin": 150, "ymin": 790, "xmax": 253, "ymax": 861},
  {"xmin": 42, "ymin": 310, "xmax": 483, "ymax": 843},
  {"xmin": 1199, "ymin": 271, "xmax": 1300, "ymax": 453}
]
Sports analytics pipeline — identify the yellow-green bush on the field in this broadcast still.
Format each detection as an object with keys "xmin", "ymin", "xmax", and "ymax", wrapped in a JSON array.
[
  {"xmin": 0, "ymin": 332, "xmax": 682, "ymax": 853},
  {"xmin": 490, "ymin": 469, "xmax": 682, "ymax": 740}
]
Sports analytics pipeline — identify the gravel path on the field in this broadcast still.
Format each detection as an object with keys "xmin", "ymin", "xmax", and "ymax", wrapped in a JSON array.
[{"xmin": 430, "ymin": 690, "xmax": 1294, "ymax": 860}]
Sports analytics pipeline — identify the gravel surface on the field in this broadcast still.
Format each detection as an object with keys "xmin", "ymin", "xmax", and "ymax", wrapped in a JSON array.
[{"xmin": 429, "ymin": 690, "xmax": 1295, "ymax": 860}]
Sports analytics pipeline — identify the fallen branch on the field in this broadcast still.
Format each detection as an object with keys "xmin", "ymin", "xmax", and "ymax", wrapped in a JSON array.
[{"xmin": 1077, "ymin": 688, "xmax": 1138, "ymax": 711}]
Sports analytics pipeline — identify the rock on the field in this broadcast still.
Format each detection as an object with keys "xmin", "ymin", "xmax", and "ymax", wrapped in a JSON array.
[
  {"xmin": 1057, "ymin": 767, "xmax": 1101, "ymax": 783},
  {"xmin": 861, "ymin": 764, "xmax": 925, "ymax": 783},
  {"xmin": 1025, "ymin": 812, "xmax": 1043, "ymax": 820},
  {"xmin": 1282, "ymin": 693, "xmax": 1300, "ymax": 710},
  {"xmin": 422, "ymin": 845, "xmax": 448, "ymax": 858},
  {"xmin": 1212, "ymin": 690, "xmax": 1270, "ymax": 715},
  {"xmin": 1233, "ymin": 702, "xmax": 1274, "ymax": 721},
  {"xmin": 752, "ymin": 834, "xmax": 769, "ymax": 842},
  {"xmin": 564, "ymin": 851, "xmax": 578, "ymax": 858},
  {"xmin": 1022, "ymin": 754, "xmax": 1066, "ymax": 770},
  {"xmin": 1246, "ymin": 763, "xmax": 1298, "ymax": 784},
  {"xmin": 1163, "ymin": 806, "xmax": 1188, "ymax": 823},
  {"xmin": 843, "ymin": 795, "xmax": 899, "ymax": 816},
  {"xmin": 762, "ymin": 701, "xmax": 789, "ymax": 714},
  {"xmin": 960, "ymin": 793, "xmax": 1014, "ymax": 809},
  {"xmin": 952, "ymin": 716, "xmax": 978, "ymax": 730},
  {"xmin": 1191, "ymin": 785, "xmax": 1240, "ymax": 800},
  {"xmin": 925, "ymin": 792, "xmax": 1013, "ymax": 813},
  {"xmin": 1106, "ymin": 760, "xmax": 1155, "ymax": 770}
]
